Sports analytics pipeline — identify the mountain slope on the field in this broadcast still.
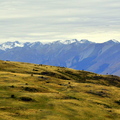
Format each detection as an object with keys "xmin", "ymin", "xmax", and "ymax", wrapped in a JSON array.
[
  {"xmin": 0, "ymin": 60, "xmax": 120, "ymax": 120},
  {"xmin": 0, "ymin": 39, "xmax": 119, "ymax": 76}
]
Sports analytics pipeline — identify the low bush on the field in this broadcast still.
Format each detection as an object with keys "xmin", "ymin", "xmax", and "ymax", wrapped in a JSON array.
[
  {"xmin": 19, "ymin": 96, "xmax": 33, "ymax": 102},
  {"xmin": 24, "ymin": 87, "xmax": 39, "ymax": 92},
  {"xmin": 115, "ymin": 100, "xmax": 120, "ymax": 105}
]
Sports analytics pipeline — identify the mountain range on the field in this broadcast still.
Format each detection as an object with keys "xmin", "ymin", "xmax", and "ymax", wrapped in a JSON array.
[{"xmin": 0, "ymin": 39, "xmax": 119, "ymax": 76}]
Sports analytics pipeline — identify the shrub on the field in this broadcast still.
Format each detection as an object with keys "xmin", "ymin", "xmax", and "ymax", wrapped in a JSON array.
[
  {"xmin": 115, "ymin": 100, "xmax": 120, "ymax": 105},
  {"xmin": 24, "ymin": 87, "xmax": 39, "ymax": 92},
  {"xmin": 11, "ymin": 94, "xmax": 15, "ymax": 98},
  {"xmin": 19, "ymin": 96, "xmax": 33, "ymax": 102},
  {"xmin": 10, "ymin": 85, "xmax": 15, "ymax": 88}
]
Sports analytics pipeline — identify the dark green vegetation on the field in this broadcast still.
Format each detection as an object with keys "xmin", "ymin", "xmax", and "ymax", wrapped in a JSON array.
[{"xmin": 0, "ymin": 60, "xmax": 120, "ymax": 120}]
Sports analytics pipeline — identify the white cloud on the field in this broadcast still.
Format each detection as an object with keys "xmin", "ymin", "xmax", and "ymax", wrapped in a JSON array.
[{"xmin": 0, "ymin": 0, "xmax": 120, "ymax": 43}]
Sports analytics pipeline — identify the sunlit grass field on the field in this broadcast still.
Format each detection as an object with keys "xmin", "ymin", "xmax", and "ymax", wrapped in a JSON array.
[{"xmin": 0, "ymin": 60, "xmax": 120, "ymax": 120}]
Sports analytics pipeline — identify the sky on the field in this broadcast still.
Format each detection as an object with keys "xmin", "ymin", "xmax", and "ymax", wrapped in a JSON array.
[{"xmin": 0, "ymin": 0, "xmax": 120, "ymax": 43}]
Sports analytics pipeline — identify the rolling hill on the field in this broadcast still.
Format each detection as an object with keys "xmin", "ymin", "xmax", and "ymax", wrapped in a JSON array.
[{"xmin": 0, "ymin": 60, "xmax": 120, "ymax": 120}]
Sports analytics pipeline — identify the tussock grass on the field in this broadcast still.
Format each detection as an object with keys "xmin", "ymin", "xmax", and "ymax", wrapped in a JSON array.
[{"xmin": 0, "ymin": 60, "xmax": 120, "ymax": 120}]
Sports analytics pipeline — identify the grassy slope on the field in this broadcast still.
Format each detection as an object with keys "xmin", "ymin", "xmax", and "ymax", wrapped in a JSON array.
[{"xmin": 0, "ymin": 60, "xmax": 120, "ymax": 120}]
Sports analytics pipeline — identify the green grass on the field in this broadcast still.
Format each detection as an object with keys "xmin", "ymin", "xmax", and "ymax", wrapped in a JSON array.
[{"xmin": 0, "ymin": 60, "xmax": 120, "ymax": 120}]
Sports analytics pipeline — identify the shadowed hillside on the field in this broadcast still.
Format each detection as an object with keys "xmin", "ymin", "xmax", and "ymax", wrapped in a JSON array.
[{"xmin": 0, "ymin": 60, "xmax": 120, "ymax": 120}]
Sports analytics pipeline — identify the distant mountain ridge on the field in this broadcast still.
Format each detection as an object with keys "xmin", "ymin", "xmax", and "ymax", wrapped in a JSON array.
[
  {"xmin": 0, "ymin": 39, "xmax": 119, "ymax": 76},
  {"xmin": 0, "ymin": 39, "xmax": 95, "ymax": 50},
  {"xmin": 0, "ymin": 39, "xmax": 118, "ymax": 50}
]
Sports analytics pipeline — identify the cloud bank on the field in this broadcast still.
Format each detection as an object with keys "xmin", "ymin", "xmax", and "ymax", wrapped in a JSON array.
[{"xmin": 0, "ymin": 0, "xmax": 120, "ymax": 43}]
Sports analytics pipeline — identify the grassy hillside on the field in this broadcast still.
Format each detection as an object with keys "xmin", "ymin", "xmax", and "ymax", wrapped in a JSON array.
[{"xmin": 0, "ymin": 60, "xmax": 120, "ymax": 120}]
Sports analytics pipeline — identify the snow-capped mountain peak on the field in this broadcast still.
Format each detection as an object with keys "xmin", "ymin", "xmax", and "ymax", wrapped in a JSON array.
[
  {"xmin": 110, "ymin": 39, "xmax": 119, "ymax": 43},
  {"xmin": 60, "ymin": 39, "xmax": 78, "ymax": 44},
  {"xmin": 59, "ymin": 39, "xmax": 93, "ymax": 44},
  {"xmin": 78, "ymin": 39, "xmax": 93, "ymax": 44},
  {"xmin": 0, "ymin": 41, "xmax": 24, "ymax": 50},
  {"xmin": 105, "ymin": 39, "xmax": 119, "ymax": 44}
]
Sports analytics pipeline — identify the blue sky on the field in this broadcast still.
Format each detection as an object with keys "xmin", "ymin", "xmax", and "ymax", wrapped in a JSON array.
[{"xmin": 0, "ymin": 0, "xmax": 120, "ymax": 43}]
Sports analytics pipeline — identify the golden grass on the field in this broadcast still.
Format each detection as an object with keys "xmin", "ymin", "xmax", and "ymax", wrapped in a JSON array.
[{"xmin": 0, "ymin": 60, "xmax": 120, "ymax": 120}]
